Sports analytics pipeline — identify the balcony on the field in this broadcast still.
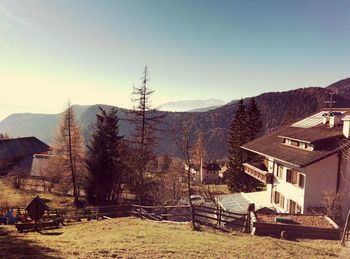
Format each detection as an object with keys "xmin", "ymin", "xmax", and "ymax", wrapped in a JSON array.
[{"xmin": 243, "ymin": 162, "xmax": 273, "ymax": 184}]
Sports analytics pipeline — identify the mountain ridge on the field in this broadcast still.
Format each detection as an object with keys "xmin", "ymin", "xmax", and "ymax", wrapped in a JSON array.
[{"xmin": 1, "ymin": 78, "xmax": 350, "ymax": 159}]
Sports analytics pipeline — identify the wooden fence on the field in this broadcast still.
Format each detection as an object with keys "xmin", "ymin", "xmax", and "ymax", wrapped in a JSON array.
[
  {"xmin": 3, "ymin": 203, "xmax": 250, "ymax": 234},
  {"xmin": 192, "ymin": 205, "xmax": 250, "ymax": 233},
  {"xmin": 2, "ymin": 204, "xmax": 132, "ymax": 223},
  {"xmin": 130, "ymin": 204, "xmax": 191, "ymax": 221},
  {"xmin": 48, "ymin": 204, "xmax": 132, "ymax": 221}
]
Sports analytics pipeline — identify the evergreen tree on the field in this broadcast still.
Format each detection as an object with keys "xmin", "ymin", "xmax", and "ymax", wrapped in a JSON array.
[
  {"xmin": 247, "ymin": 98, "xmax": 262, "ymax": 141},
  {"xmin": 227, "ymin": 98, "xmax": 264, "ymax": 192},
  {"xmin": 227, "ymin": 99, "xmax": 249, "ymax": 192},
  {"xmin": 246, "ymin": 98, "xmax": 263, "ymax": 163},
  {"xmin": 86, "ymin": 107, "xmax": 125, "ymax": 205}
]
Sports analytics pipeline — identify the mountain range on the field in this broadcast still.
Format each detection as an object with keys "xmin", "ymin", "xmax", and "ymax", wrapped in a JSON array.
[
  {"xmin": 1, "ymin": 78, "xmax": 350, "ymax": 160},
  {"xmin": 159, "ymin": 99, "xmax": 226, "ymax": 112}
]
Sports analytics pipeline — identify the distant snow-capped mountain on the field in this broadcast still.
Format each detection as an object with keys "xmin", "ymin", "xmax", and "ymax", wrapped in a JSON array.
[{"xmin": 159, "ymin": 98, "xmax": 225, "ymax": 112}]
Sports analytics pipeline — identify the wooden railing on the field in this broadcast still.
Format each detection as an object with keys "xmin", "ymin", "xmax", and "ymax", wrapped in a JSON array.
[
  {"xmin": 192, "ymin": 205, "xmax": 250, "ymax": 233},
  {"xmin": 243, "ymin": 163, "xmax": 273, "ymax": 184},
  {"xmin": 130, "ymin": 204, "xmax": 191, "ymax": 221}
]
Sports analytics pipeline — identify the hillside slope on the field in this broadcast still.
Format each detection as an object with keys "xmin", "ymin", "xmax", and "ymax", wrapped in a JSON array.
[
  {"xmin": 0, "ymin": 217, "xmax": 340, "ymax": 258},
  {"xmin": 1, "ymin": 79, "xmax": 350, "ymax": 159}
]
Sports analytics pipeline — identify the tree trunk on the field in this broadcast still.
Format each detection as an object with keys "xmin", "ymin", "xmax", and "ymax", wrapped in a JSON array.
[
  {"xmin": 341, "ymin": 209, "xmax": 350, "ymax": 246},
  {"xmin": 67, "ymin": 109, "xmax": 79, "ymax": 206}
]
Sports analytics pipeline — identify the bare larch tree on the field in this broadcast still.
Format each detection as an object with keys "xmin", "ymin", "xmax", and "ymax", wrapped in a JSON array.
[
  {"xmin": 52, "ymin": 102, "xmax": 86, "ymax": 205},
  {"xmin": 129, "ymin": 66, "xmax": 166, "ymax": 217}
]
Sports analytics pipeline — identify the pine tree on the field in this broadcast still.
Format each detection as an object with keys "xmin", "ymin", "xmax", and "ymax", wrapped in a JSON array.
[
  {"xmin": 247, "ymin": 98, "xmax": 262, "ymax": 141},
  {"xmin": 227, "ymin": 98, "xmax": 264, "ymax": 192},
  {"xmin": 246, "ymin": 98, "xmax": 263, "ymax": 163},
  {"xmin": 52, "ymin": 102, "xmax": 85, "ymax": 205},
  {"xmin": 227, "ymin": 98, "xmax": 249, "ymax": 192},
  {"xmin": 86, "ymin": 107, "xmax": 125, "ymax": 205}
]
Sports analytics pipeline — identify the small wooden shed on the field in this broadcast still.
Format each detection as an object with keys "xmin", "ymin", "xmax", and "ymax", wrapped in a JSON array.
[{"xmin": 25, "ymin": 196, "xmax": 49, "ymax": 221}]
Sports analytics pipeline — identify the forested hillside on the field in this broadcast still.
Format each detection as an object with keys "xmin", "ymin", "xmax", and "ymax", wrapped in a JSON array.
[{"xmin": 1, "ymin": 78, "xmax": 350, "ymax": 160}]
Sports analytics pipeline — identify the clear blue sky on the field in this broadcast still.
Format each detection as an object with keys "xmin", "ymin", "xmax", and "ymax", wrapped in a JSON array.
[{"xmin": 1, "ymin": 0, "xmax": 350, "ymax": 119}]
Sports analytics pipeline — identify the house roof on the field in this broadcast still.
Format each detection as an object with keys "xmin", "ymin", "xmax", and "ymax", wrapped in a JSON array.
[
  {"xmin": 217, "ymin": 191, "xmax": 274, "ymax": 214},
  {"xmin": 0, "ymin": 137, "xmax": 50, "ymax": 160},
  {"xmin": 203, "ymin": 163, "xmax": 221, "ymax": 171},
  {"xmin": 242, "ymin": 109, "xmax": 350, "ymax": 168}
]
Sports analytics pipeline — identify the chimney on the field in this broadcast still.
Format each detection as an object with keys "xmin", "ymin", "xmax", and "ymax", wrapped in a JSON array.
[
  {"xmin": 342, "ymin": 116, "xmax": 350, "ymax": 138},
  {"xmin": 329, "ymin": 112, "xmax": 342, "ymax": 128},
  {"xmin": 322, "ymin": 112, "xmax": 329, "ymax": 125}
]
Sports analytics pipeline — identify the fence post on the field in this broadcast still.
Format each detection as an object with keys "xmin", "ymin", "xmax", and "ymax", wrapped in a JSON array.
[
  {"xmin": 246, "ymin": 203, "xmax": 255, "ymax": 233},
  {"xmin": 218, "ymin": 207, "xmax": 222, "ymax": 227}
]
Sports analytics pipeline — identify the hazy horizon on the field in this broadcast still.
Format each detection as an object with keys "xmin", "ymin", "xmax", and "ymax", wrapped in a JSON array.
[{"xmin": 1, "ymin": 0, "xmax": 350, "ymax": 120}]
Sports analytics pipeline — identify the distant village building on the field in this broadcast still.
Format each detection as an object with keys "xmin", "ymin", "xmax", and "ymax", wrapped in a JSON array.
[
  {"xmin": 0, "ymin": 137, "xmax": 50, "ymax": 176},
  {"xmin": 219, "ymin": 109, "xmax": 350, "ymax": 221},
  {"xmin": 186, "ymin": 161, "xmax": 223, "ymax": 184},
  {"xmin": 201, "ymin": 163, "xmax": 222, "ymax": 184}
]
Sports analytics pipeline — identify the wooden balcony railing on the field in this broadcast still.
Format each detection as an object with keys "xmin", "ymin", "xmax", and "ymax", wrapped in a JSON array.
[{"xmin": 243, "ymin": 163, "xmax": 273, "ymax": 184}]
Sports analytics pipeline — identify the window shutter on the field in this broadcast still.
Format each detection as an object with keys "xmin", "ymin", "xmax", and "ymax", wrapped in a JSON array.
[
  {"xmin": 272, "ymin": 190, "xmax": 275, "ymax": 204},
  {"xmin": 286, "ymin": 199, "xmax": 290, "ymax": 212}
]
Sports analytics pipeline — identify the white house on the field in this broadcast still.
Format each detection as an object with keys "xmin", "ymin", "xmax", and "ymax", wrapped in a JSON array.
[
  {"xmin": 221, "ymin": 109, "xmax": 350, "ymax": 221},
  {"xmin": 201, "ymin": 162, "xmax": 222, "ymax": 184}
]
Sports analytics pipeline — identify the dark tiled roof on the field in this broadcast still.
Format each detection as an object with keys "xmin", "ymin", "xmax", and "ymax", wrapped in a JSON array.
[
  {"xmin": 278, "ymin": 124, "xmax": 343, "ymax": 143},
  {"xmin": 242, "ymin": 123, "xmax": 344, "ymax": 168},
  {"xmin": 204, "ymin": 163, "xmax": 221, "ymax": 171},
  {"xmin": 0, "ymin": 137, "xmax": 50, "ymax": 160}
]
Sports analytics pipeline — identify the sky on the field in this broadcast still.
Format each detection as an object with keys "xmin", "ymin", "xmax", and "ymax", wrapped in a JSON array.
[{"xmin": 1, "ymin": 0, "xmax": 350, "ymax": 120}]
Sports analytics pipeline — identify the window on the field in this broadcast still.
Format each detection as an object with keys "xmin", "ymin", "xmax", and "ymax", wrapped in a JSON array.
[
  {"xmin": 296, "ymin": 204, "xmax": 302, "ymax": 214},
  {"xmin": 276, "ymin": 165, "xmax": 284, "ymax": 179},
  {"xmin": 288, "ymin": 199, "xmax": 297, "ymax": 214},
  {"xmin": 274, "ymin": 191, "xmax": 280, "ymax": 204},
  {"xmin": 286, "ymin": 169, "xmax": 299, "ymax": 185},
  {"xmin": 273, "ymin": 191, "xmax": 285, "ymax": 209},
  {"xmin": 291, "ymin": 140, "xmax": 299, "ymax": 147},
  {"xmin": 291, "ymin": 170, "xmax": 298, "ymax": 184},
  {"xmin": 286, "ymin": 169, "xmax": 292, "ymax": 182},
  {"xmin": 280, "ymin": 194, "xmax": 285, "ymax": 209},
  {"xmin": 298, "ymin": 174, "xmax": 305, "ymax": 188}
]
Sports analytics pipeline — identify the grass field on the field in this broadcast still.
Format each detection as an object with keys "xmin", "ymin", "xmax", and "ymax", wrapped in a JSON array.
[
  {"xmin": 0, "ymin": 217, "xmax": 341, "ymax": 259},
  {"xmin": 0, "ymin": 179, "xmax": 73, "ymax": 209}
]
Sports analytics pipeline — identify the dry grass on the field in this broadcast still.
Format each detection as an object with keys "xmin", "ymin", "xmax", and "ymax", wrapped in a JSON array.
[
  {"xmin": 0, "ymin": 179, "xmax": 73, "ymax": 209},
  {"xmin": 0, "ymin": 217, "xmax": 341, "ymax": 259}
]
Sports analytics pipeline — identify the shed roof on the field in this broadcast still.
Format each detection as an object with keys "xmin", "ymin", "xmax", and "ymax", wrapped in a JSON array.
[
  {"xmin": 217, "ymin": 191, "xmax": 273, "ymax": 214},
  {"xmin": 0, "ymin": 137, "xmax": 50, "ymax": 160}
]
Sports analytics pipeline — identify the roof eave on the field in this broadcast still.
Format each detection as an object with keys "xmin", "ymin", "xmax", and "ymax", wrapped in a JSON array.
[{"xmin": 241, "ymin": 145, "xmax": 301, "ymax": 168}]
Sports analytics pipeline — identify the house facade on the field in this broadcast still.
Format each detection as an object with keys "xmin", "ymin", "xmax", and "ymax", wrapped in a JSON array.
[
  {"xmin": 201, "ymin": 163, "xmax": 222, "ymax": 184},
  {"xmin": 185, "ymin": 161, "xmax": 223, "ymax": 184},
  {"xmin": 241, "ymin": 109, "xmax": 350, "ymax": 220}
]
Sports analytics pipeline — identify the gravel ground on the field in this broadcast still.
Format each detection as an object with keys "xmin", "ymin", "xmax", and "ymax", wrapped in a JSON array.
[{"xmin": 256, "ymin": 213, "xmax": 335, "ymax": 229}]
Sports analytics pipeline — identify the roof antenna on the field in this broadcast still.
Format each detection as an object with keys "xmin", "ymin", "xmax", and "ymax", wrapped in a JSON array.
[{"xmin": 324, "ymin": 90, "xmax": 337, "ymax": 113}]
